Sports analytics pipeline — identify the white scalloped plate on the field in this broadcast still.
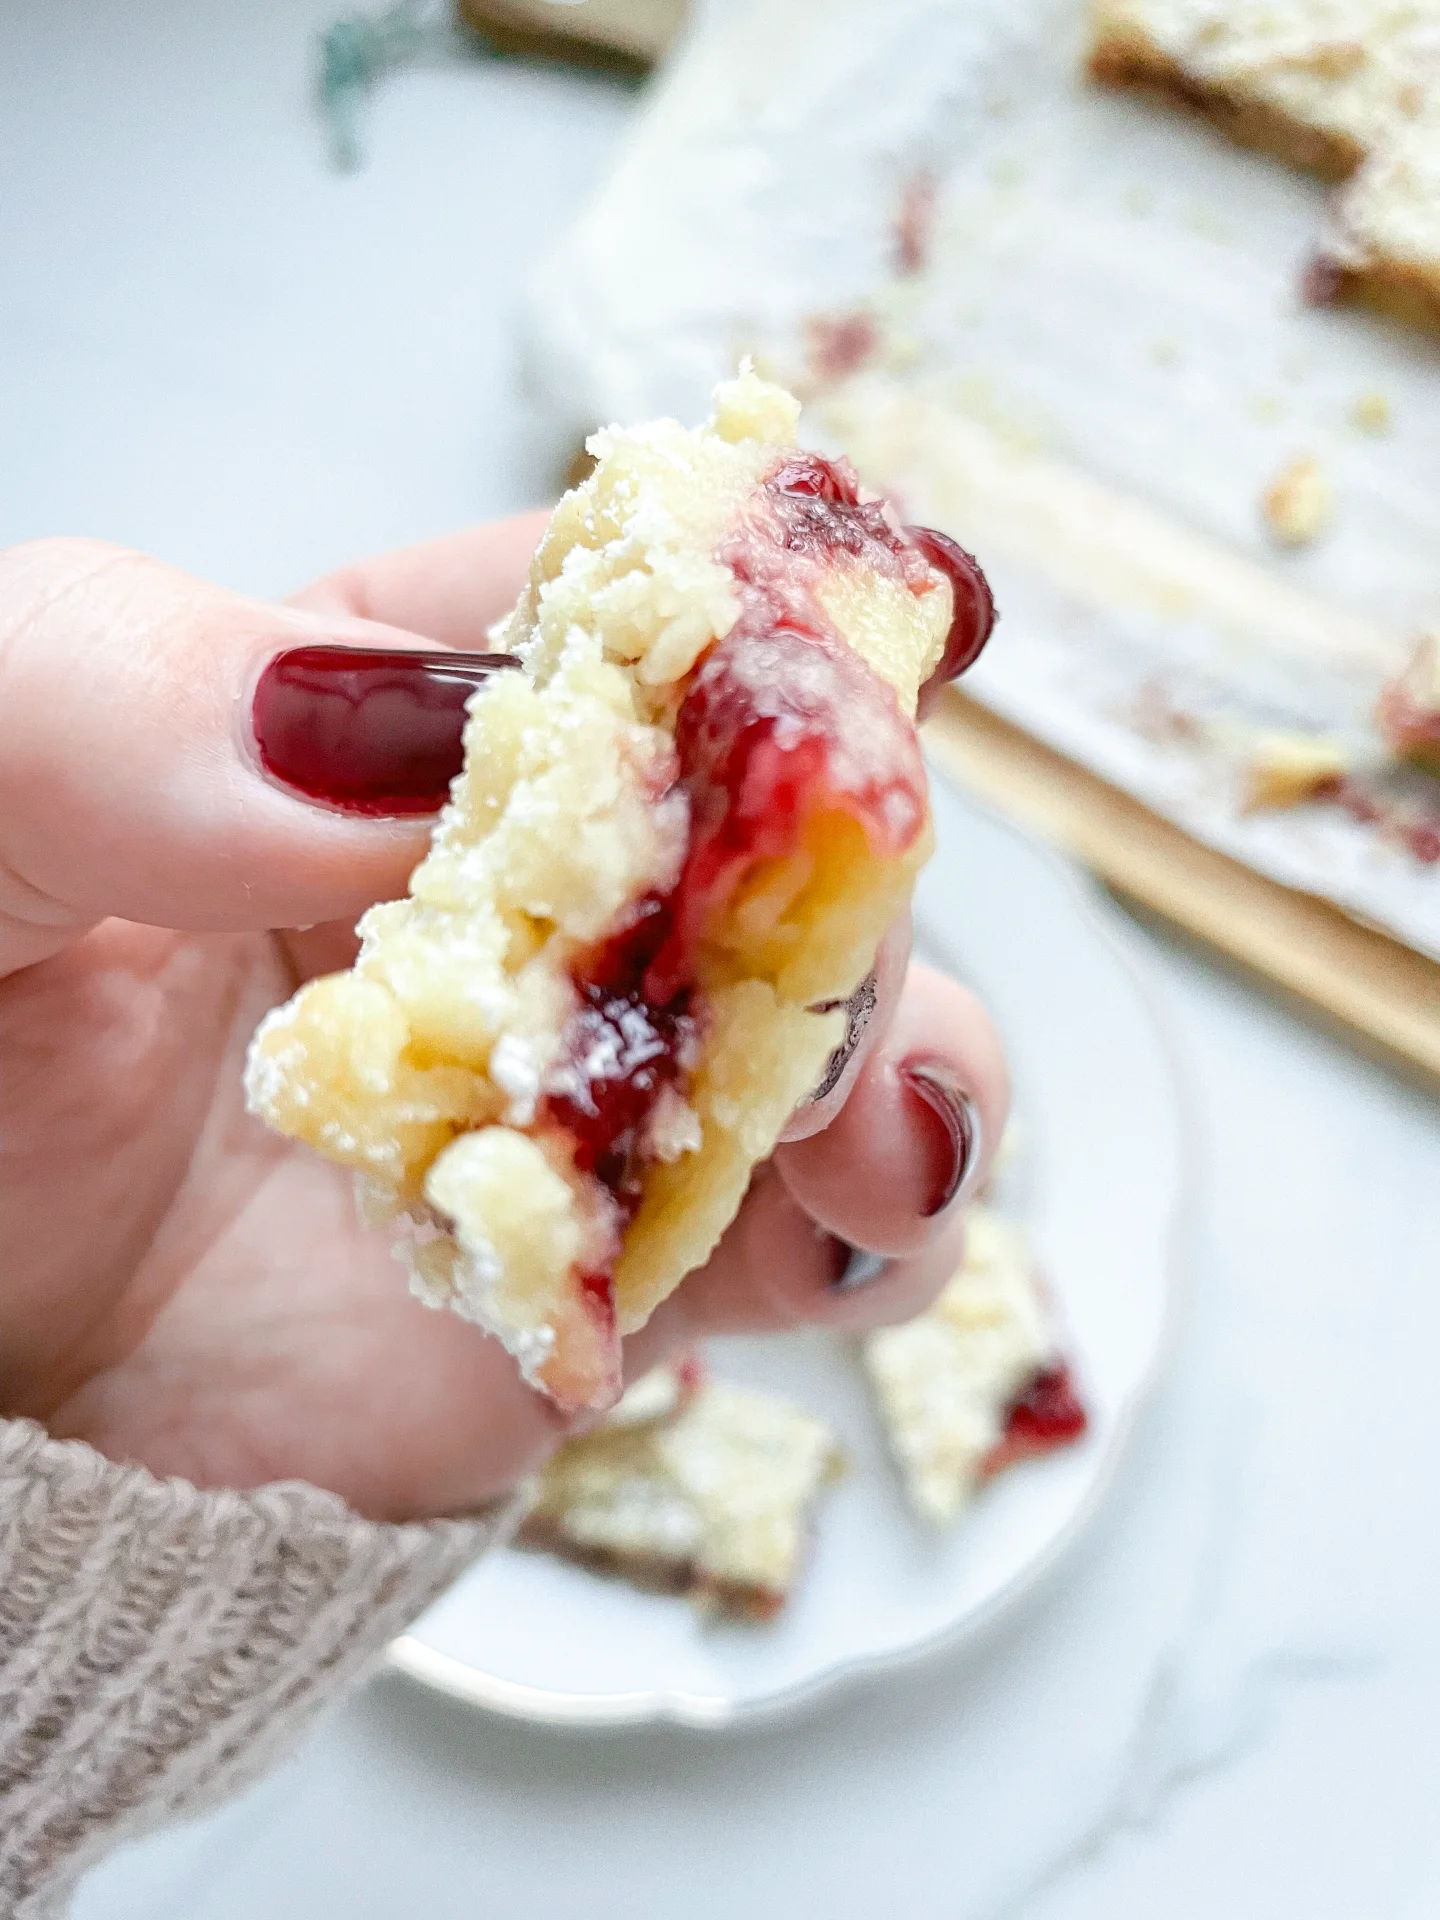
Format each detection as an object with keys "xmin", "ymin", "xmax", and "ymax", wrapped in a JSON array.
[{"xmin": 388, "ymin": 774, "xmax": 1193, "ymax": 1727}]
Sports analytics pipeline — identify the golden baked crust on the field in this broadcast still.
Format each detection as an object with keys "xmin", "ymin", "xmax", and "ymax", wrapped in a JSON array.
[
  {"xmin": 1312, "ymin": 110, "xmax": 1440, "ymax": 329},
  {"xmin": 1241, "ymin": 730, "xmax": 1350, "ymax": 809},
  {"xmin": 246, "ymin": 368, "xmax": 951, "ymax": 1411},
  {"xmin": 1085, "ymin": 0, "xmax": 1433, "ymax": 166},
  {"xmin": 1088, "ymin": 7, "xmax": 1368, "ymax": 177}
]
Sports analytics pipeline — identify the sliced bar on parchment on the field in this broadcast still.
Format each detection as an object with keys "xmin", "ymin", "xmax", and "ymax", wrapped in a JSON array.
[{"xmin": 1088, "ymin": 0, "xmax": 1440, "ymax": 328}]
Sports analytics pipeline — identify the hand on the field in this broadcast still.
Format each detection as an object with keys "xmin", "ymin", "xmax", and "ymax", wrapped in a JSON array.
[{"xmin": 0, "ymin": 524, "xmax": 1008, "ymax": 1522}]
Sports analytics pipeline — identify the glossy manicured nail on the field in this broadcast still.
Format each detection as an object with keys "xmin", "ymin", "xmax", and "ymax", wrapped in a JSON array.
[
  {"xmin": 805, "ymin": 969, "xmax": 879, "ymax": 1105},
  {"xmin": 252, "ymin": 645, "xmax": 518, "ymax": 816},
  {"xmin": 900, "ymin": 1058, "xmax": 981, "ymax": 1218},
  {"xmin": 830, "ymin": 1244, "xmax": 890, "ymax": 1293},
  {"xmin": 907, "ymin": 525, "xmax": 996, "ymax": 687}
]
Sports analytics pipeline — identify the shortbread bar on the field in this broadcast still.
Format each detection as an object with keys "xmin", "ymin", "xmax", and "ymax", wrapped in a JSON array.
[
  {"xmin": 520, "ymin": 1359, "xmax": 843, "ymax": 1618},
  {"xmin": 1089, "ymin": 1, "xmax": 1440, "ymax": 326},
  {"xmin": 246, "ymin": 368, "xmax": 969, "ymax": 1411},
  {"xmin": 863, "ymin": 1209, "xmax": 1087, "ymax": 1526}
]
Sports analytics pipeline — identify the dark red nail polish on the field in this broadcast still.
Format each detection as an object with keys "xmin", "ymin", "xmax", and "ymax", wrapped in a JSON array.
[
  {"xmin": 907, "ymin": 525, "xmax": 996, "ymax": 687},
  {"xmin": 899, "ymin": 1058, "xmax": 980, "ymax": 1218},
  {"xmin": 252, "ymin": 645, "xmax": 518, "ymax": 816}
]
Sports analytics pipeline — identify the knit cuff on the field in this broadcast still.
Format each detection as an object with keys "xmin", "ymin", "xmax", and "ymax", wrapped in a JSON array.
[{"xmin": 0, "ymin": 1418, "xmax": 514, "ymax": 1918}]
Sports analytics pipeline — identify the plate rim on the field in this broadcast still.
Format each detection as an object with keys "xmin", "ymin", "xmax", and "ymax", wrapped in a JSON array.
[{"xmin": 386, "ymin": 783, "xmax": 1201, "ymax": 1731}]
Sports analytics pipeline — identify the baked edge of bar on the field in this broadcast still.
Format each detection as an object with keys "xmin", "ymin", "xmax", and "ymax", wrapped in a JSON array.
[
  {"xmin": 1306, "ymin": 247, "xmax": 1440, "ymax": 333},
  {"xmin": 1086, "ymin": 18, "xmax": 1366, "ymax": 181}
]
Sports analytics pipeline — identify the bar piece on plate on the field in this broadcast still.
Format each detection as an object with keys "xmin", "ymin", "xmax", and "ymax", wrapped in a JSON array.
[
  {"xmin": 863, "ymin": 1209, "xmax": 1087, "ymax": 1527},
  {"xmin": 247, "ymin": 366, "xmax": 984, "ymax": 1412},
  {"xmin": 520, "ymin": 1357, "xmax": 844, "ymax": 1619}
]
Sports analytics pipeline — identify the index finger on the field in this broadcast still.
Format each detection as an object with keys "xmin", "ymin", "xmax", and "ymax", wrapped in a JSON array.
[{"xmin": 289, "ymin": 510, "xmax": 551, "ymax": 648}]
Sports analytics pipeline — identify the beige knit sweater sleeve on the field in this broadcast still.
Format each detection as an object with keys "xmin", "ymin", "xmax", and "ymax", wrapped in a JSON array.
[{"xmin": 0, "ymin": 1417, "xmax": 513, "ymax": 1920}]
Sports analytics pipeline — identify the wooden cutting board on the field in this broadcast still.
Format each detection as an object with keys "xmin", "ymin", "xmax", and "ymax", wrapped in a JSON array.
[
  {"xmin": 926, "ymin": 688, "xmax": 1440, "ymax": 1090},
  {"xmin": 458, "ymin": 0, "xmax": 685, "ymax": 66}
]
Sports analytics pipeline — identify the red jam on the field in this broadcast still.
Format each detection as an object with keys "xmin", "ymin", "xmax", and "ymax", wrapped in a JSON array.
[
  {"xmin": 805, "ymin": 310, "xmax": 880, "ymax": 384},
  {"xmin": 646, "ymin": 608, "xmax": 928, "ymax": 1006},
  {"xmin": 984, "ymin": 1363, "xmax": 1089, "ymax": 1477},
  {"xmin": 895, "ymin": 170, "xmax": 938, "ymax": 277},
  {"xmin": 758, "ymin": 454, "xmax": 924, "ymax": 576},
  {"xmin": 537, "ymin": 449, "xmax": 981, "ymax": 1369},
  {"xmin": 1330, "ymin": 777, "xmax": 1440, "ymax": 864},
  {"xmin": 541, "ymin": 453, "xmax": 944, "ymax": 1208},
  {"xmin": 1407, "ymin": 820, "xmax": 1440, "ymax": 864},
  {"xmin": 672, "ymin": 1351, "xmax": 708, "ymax": 1400},
  {"xmin": 735, "ymin": 454, "xmax": 997, "ymax": 700},
  {"xmin": 542, "ymin": 898, "xmax": 695, "ymax": 1217},
  {"xmin": 578, "ymin": 1269, "xmax": 619, "ymax": 1321}
]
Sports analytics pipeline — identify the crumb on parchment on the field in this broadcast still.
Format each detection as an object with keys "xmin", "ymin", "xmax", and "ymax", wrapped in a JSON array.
[
  {"xmin": 1351, "ymin": 389, "xmax": 1392, "ymax": 434},
  {"xmin": 1261, "ymin": 454, "xmax": 1333, "ymax": 546},
  {"xmin": 1243, "ymin": 731, "xmax": 1348, "ymax": 811}
]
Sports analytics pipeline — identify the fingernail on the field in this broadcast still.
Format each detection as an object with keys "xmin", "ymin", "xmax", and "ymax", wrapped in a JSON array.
[
  {"xmin": 805, "ymin": 970, "xmax": 879, "ymax": 1105},
  {"xmin": 906, "ymin": 525, "xmax": 996, "ymax": 686},
  {"xmin": 251, "ymin": 645, "xmax": 519, "ymax": 816},
  {"xmin": 899, "ymin": 1058, "xmax": 981, "ymax": 1218},
  {"xmin": 830, "ymin": 1243, "xmax": 890, "ymax": 1292}
]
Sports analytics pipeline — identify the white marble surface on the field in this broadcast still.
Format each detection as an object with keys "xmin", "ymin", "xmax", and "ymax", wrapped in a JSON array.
[{"xmin": 3, "ymin": 2, "xmax": 1438, "ymax": 1913}]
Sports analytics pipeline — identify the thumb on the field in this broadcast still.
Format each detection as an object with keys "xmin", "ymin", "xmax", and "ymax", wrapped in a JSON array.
[{"xmin": 0, "ymin": 538, "xmax": 512, "ymax": 977}]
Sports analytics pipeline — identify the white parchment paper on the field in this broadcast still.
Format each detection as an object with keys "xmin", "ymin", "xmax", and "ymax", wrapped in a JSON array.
[{"xmin": 522, "ymin": 0, "xmax": 1440, "ymax": 959}]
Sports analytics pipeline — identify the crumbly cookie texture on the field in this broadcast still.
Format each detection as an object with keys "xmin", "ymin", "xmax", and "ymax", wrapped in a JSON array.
[
  {"xmin": 1260, "ymin": 452, "xmax": 1334, "ymax": 545},
  {"xmin": 1378, "ymin": 630, "xmax": 1440, "ymax": 773},
  {"xmin": 1088, "ymin": 1, "xmax": 1440, "ymax": 328},
  {"xmin": 1242, "ymin": 729, "xmax": 1350, "ymax": 808},
  {"xmin": 520, "ymin": 1359, "xmax": 843, "ymax": 1617},
  {"xmin": 246, "ymin": 367, "xmax": 950, "ymax": 1412},
  {"xmin": 1319, "ymin": 108, "xmax": 1440, "ymax": 327},
  {"xmin": 863, "ymin": 1209, "xmax": 1087, "ymax": 1526}
]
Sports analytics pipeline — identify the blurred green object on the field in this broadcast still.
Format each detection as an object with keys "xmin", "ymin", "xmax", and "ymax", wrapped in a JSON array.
[
  {"xmin": 315, "ymin": 0, "xmax": 669, "ymax": 171},
  {"xmin": 316, "ymin": 0, "xmax": 494, "ymax": 171}
]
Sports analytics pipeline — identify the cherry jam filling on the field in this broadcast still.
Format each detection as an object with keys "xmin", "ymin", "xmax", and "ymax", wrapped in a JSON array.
[
  {"xmin": 805, "ymin": 310, "xmax": 880, "ymax": 385},
  {"xmin": 985, "ymin": 1363, "xmax": 1089, "ymax": 1477},
  {"xmin": 541, "ymin": 606, "xmax": 926, "ymax": 1239},
  {"xmin": 645, "ymin": 608, "xmax": 928, "ymax": 1006},
  {"xmin": 744, "ymin": 454, "xmax": 997, "ymax": 696},
  {"xmin": 760, "ymin": 454, "xmax": 921, "ymax": 573},
  {"xmin": 542, "ymin": 898, "xmax": 695, "ymax": 1220},
  {"xmin": 1323, "ymin": 777, "xmax": 1440, "ymax": 866},
  {"xmin": 537, "ymin": 451, "xmax": 985, "ymax": 1306}
]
